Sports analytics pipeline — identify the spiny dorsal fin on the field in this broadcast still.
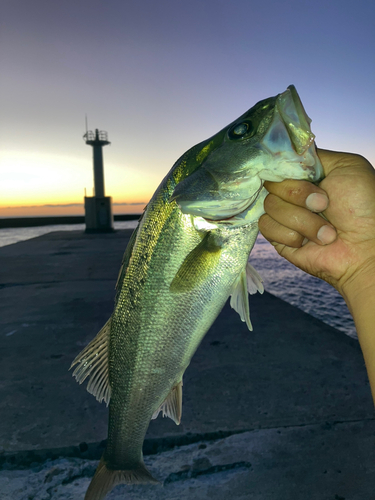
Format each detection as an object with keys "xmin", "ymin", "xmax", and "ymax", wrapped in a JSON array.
[
  {"xmin": 230, "ymin": 262, "xmax": 264, "ymax": 331},
  {"xmin": 70, "ymin": 318, "xmax": 111, "ymax": 406},
  {"xmin": 151, "ymin": 380, "xmax": 183, "ymax": 425}
]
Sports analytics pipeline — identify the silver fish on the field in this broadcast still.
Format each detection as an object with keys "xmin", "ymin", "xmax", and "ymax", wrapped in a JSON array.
[{"xmin": 71, "ymin": 85, "xmax": 323, "ymax": 500}]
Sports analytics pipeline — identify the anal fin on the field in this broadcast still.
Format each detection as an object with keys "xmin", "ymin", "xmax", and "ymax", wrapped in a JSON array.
[
  {"xmin": 70, "ymin": 318, "xmax": 111, "ymax": 406},
  {"xmin": 152, "ymin": 380, "xmax": 183, "ymax": 425}
]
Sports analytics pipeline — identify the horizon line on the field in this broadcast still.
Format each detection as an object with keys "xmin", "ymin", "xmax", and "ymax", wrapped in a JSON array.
[{"xmin": 0, "ymin": 202, "xmax": 147, "ymax": 209}]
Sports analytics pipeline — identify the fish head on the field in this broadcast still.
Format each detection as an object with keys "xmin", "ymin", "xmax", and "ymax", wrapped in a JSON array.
[{"xmin": 170, "ymin": 85, "xmax": 324, "ymax": 225}]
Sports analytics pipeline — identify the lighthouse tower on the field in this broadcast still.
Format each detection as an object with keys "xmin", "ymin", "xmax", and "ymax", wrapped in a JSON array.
[{"xmin": 83, "ymin": 128, "xmax": 114, "ymax": 232}]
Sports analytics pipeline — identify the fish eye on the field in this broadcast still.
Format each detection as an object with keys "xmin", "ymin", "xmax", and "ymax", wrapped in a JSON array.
[
  {"xmin": 233, "ymin": 124, "xmax": 248, "ymax": 135},
  {"xmin": 228, "ymin": 121, "xmax": 253, "ymax": 140}
]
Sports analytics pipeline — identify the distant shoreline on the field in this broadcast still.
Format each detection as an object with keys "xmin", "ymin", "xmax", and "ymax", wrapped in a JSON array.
[{"xmin": 0, "ymin": 214, "xmax": 142, "ymax": 229}]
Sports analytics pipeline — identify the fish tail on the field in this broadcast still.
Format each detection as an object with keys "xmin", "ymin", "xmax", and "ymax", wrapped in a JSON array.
[{"xmin": 84, "ymin": 456, "xmax": 159, "ymax": 500}]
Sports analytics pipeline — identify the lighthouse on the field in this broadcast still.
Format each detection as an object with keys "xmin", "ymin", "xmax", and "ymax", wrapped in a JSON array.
[{"xmin": 83, "ymin": 128, "xmax": 114, "ymax": 232}]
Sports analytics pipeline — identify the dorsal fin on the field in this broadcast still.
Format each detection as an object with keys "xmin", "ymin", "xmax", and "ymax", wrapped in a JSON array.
[{"xmin": 70, "ymin": 318, "xmax": 111, "ymax": 405}]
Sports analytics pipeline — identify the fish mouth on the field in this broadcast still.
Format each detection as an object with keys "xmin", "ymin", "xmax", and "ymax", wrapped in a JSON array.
[
  {"xmin": 276, "ymin": 85, "xmax": 315, "ymax": 156},
  {"xmin": 259, "ymin": 85, "xmax": 324, "ymax": 183},
  {"xmin": 301, "ymin": 153, "xmax": 324, "ymax": 182}
]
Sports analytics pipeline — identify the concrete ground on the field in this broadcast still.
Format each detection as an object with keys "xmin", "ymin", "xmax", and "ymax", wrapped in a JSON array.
[{"xmin": 0, "ymin": 230, "xmax": 374, "ymax": 499}]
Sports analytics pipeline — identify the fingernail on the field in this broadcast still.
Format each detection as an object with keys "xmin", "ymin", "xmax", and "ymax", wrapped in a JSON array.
[
  {"xmin": 317, "ymin": 225, "xmax": 336, "ymax": 245},
  {"xmin": 306, "ymin": 193, "xmax": 329, "ymax": 212},
  {"xmin": 302, "ymin": 237, "xmax": 309, "ymax": 246}
]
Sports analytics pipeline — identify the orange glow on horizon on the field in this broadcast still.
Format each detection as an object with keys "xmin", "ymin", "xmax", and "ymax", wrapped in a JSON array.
[
  {"xmin": 0, "ymin": 202, "xmax": 146, "ymax": 218},
  {"xmin": 0, "ymin": 150, "xmax": 158, "ymax": 217}
]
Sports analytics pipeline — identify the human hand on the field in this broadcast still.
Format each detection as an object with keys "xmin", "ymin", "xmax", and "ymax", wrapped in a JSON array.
[{"xmin": 258, "ymin": 149, "xmax": 375, "ymax": 304}]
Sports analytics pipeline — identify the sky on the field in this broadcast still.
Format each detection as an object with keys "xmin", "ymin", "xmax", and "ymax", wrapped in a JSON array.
[{"xmin": 1, "ymin": 0, "xmax": 374, "ymax": 217}]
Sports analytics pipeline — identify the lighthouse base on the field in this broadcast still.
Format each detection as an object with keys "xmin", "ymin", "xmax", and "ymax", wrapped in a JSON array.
[{"xmin": 84, "ymin": 196, "xmax": 114, "ymax": 233}]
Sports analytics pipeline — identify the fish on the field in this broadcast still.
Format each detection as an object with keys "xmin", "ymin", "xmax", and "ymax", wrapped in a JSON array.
[{"xmin": 71, "ymin": 85, "xmax": 323, "ymax": 500}]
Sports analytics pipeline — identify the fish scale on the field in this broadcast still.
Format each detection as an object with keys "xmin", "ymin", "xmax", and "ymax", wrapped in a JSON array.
[
  {"xmin": 107, "ymin": 191, "xmax": 254, "ymax": 470},
  {"xmin": 71, "ymin": 85, "xmax": 323, "ymax": 500}
]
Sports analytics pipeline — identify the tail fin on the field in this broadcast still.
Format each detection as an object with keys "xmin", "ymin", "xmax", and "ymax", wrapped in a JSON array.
[{"xmin": 84, "ymin": 456, "xmax": 159, "ymax": 500}]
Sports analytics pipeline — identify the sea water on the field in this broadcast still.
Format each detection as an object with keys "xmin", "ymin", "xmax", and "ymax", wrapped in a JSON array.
[{"xmin": 0, "ymin": 222, "xmax": 356, "ymax": 339}]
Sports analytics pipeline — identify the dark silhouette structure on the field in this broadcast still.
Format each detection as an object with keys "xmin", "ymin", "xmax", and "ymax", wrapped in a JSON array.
[{"xmin": 83, "ymin": 128, "xmax": 114, "ymax": 232}]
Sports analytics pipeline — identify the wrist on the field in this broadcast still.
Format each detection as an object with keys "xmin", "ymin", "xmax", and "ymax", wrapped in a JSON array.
[{"xmin": 340, "ymin": 260, "xmax": 375, "ymax": 317}]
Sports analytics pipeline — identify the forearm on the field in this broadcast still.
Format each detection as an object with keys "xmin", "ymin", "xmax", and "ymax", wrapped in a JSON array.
[{"xmin": 341, "ymin": 272, "xmax": 375, "ymax": 405}]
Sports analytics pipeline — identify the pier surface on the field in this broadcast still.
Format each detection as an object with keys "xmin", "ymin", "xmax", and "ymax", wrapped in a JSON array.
[{"xmin": 0, "ymin": 230, "xmax": 373, "ymax": 499}]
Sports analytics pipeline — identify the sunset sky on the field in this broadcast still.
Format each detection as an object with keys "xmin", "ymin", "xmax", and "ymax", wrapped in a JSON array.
[{"xmin": 1, "ymin": 0, "xmax": 374, "ymax": 217}]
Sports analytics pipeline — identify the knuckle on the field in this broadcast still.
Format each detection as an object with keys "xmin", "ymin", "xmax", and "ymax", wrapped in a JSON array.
[
  {"xmin": 288, "ymin": 230, "xmax": 304, "ymax": 247},
  {"xmin": 258, "ymin": 213, "xmax": 274, "ymax": 232},
  {"xmin": 266, "ymin": 179, "xmax": 317, "ymax": 206},
  {"xmin": 282, "ymin": 180, "xmax": 315, "ymax": 201},
  {"xmin": 263, "ymin": 193, "xmax": 279, "ymax": 212}
]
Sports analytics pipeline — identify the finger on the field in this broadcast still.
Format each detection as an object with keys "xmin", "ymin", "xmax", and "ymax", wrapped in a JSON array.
[
  {"xmin": 259, "ymin": 212, "xmax": 337, "ymax": 248},
  {"xmin": 264, "ymin": 179, "xmax": 329, "ymax": 213},
  {"xmin": 259, "ymin": 213, "xmax": 305, "ymax": 248},
  {"xmin": 262, "ymin": 193, "xmax": 337, "ymax": 246}
]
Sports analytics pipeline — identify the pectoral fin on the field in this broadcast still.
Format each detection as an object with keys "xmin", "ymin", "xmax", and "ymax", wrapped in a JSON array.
[
  {"xmin": 152, "ymin": 380, "xmax": 183, "ymax": 425},
  {"xmin": 70, "ymin": 318, "xmax": 111, "ymax": 406},
  {"xmin": 170, "ymin": 233, "xmax": 222, "ymax": 292},
  {"xmin": 230, "ymin": 262, "xmax": 264, "ymax": 331}
]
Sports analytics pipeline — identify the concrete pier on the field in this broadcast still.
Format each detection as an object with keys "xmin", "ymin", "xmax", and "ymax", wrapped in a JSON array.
[{"xmin": 0, "ymin": 230, "xmax": 373, "ymax": 499}]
